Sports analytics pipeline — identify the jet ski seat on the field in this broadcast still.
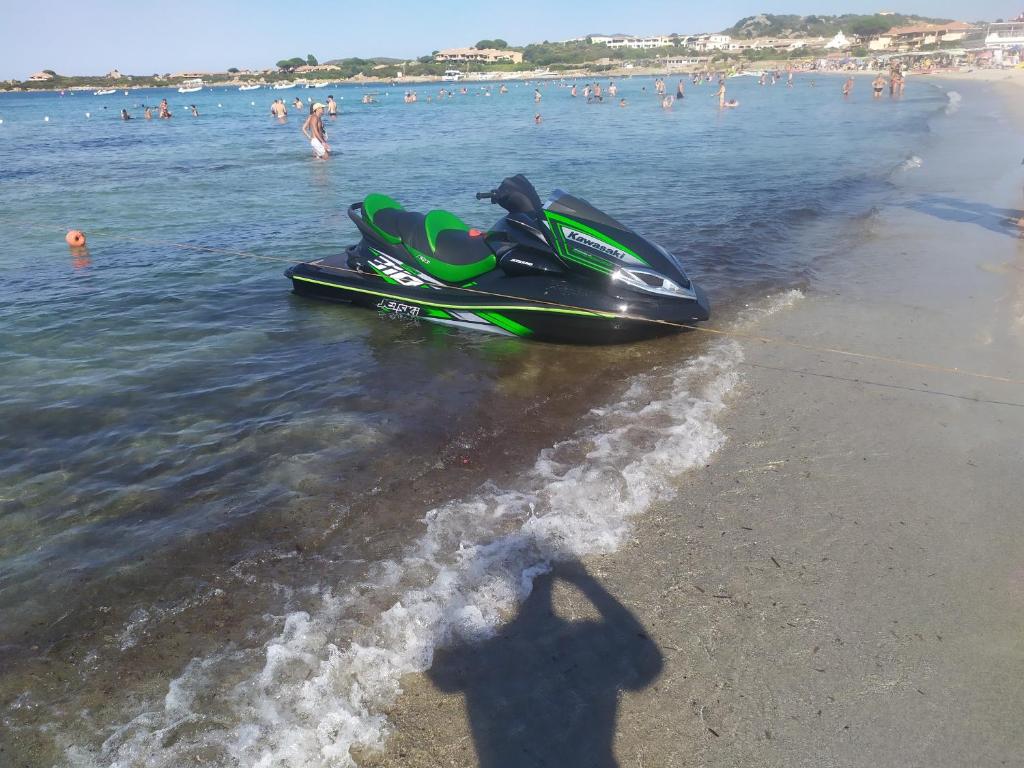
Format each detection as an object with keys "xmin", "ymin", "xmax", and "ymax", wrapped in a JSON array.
[{"xmin": 362, "ymin": 194, "xmax": 496, "ymax": 283}]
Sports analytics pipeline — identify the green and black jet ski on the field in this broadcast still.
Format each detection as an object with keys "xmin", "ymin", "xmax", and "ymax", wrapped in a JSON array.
[{"xmin": 285, "ymin": 175, "xmax": 710, "ymax": 344}]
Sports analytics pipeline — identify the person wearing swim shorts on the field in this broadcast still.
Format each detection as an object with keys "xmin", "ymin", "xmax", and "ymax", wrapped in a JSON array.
[
  {"xmin": 302, "ymin": 102, "xmax": 330, "ymax": 159},
  {"xmin": 872, "ymin": 74, "xmax": 886, "ymax": 99}
]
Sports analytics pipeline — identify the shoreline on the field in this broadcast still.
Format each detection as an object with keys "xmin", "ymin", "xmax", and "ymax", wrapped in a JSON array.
[
  {"xmin": 355, "ymin": 79, "xmax": 1024, "ymax": 766},
  {"xmin": 7, "ymin": 67, "xmax": 1022, "ymax": 94}
]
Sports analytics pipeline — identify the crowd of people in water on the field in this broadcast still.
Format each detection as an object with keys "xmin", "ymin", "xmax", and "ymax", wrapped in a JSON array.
[
  {"xmin": 273, "ymin": 69, "xmax": 909, "ymax": 158},
  {"xmin": 100, "ymin": 70, "xmax": 910, "ymax": 162}
]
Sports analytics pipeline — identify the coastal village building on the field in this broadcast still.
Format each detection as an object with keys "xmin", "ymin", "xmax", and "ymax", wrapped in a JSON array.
[
  {"xmin": 434, "ymin": 47, "xmax": 523, "ymax": 63},
  {"xmin": 824, "ymin": 31, "xmax": 852, "ymax": 49},
  {"xmin": 687, "ymin": 34, "xmax": 733, "ymax": 51},
  {"xmin": 985, "ymin": 19, "xmax": 1024, "ymax": 48},
  {"xmin": 663, "ymin": 55, "xmax": 710, "ymax": 69},
  {"xmin": 868, "ymin": 21, "xmax": 974, "ymax": 51},
  {"xmin": 604, "ymin": 35, "xmax": 673, "ymax": 49},
  {"xmin": 584, "ymin": 34, "xmax": 668, "ymax": 48}
]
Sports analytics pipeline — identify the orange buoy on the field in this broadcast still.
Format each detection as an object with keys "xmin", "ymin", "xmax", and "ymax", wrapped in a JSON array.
[{"xmin": 65, "ymin": 230, "xmax": 86, "ymax": 247}]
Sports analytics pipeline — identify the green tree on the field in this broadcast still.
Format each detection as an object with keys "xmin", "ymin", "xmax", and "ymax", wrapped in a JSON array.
[
  {"xmin": 307, "ymin": 54, "xmax": 318, "ymax": 66},
  {"xmin": 227, "ymin": 67, "xmax": 239, "ymax": 73},
  {"xmin": 475, "ymin": 39, "xmax": 494, "ymax": 49},
  {"xmin": 850, "ymin": 17, "xmax": 892, "ymax": 37}
]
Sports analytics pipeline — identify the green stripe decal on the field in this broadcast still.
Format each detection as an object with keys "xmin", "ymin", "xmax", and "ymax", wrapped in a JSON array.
[
  {"xmin": 561, "ymin": 251, "xmax": 613, "ymax": 274},
  {"xmin": 477, "ymin": 311, "xmax": 532, "ymax": 336},
  {"xmin": 291, "ymin": 275, "xmax": 616, "ymax": 318}
]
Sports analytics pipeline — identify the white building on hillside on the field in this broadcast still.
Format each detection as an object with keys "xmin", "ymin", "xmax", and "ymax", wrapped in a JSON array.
[
  {"xmin": 687, "ymin": 34, "xmax": 733, "ymax": 51},
  {"xmin": 824, "ymin": 31, "xmax": 851, "ymax": 49},
  {"xmin": 586, "ymin": 34, "xmax": 672, "ymax": 49},
  {"xmin": 435, "ymin": 47, "xmax": 523, "ymax": 63}
]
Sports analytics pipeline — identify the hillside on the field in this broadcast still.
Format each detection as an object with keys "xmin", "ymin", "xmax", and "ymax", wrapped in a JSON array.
[{"xmin": 723, "ymin": 12, "xmax": 954, "ymax": 39}]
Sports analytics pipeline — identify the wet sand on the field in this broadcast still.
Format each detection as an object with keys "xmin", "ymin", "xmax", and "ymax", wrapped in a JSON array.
[{"xmin": 359, "ymin": 83, "xmax": 1024, "ymax": 766}]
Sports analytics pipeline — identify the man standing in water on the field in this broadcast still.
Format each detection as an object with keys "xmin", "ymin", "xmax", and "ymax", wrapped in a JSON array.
[
  {"xmin": 842, "ymin": 76, "xmax": 854, "ymax": 97},
  {"xmin": 302, "ymin": 102, "xmax": 330, "ymax": 160},
  {"xmin": 872, "ymin": 74, "xmax": 886, "ymax": 99},
  {"xmin": 326, "ymin": 95, "xmax": 338, "ymax": 118}
]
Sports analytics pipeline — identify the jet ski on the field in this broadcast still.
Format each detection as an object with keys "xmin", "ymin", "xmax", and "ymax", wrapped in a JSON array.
[{"xmin": 285, "ymin": 175, "xmax": 710, "ymax": 344}]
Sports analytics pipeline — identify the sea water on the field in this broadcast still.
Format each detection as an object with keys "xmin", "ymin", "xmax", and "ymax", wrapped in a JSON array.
[{"xmin": 0, "ymin": 75, "xmax": 953, "ymax": 765}]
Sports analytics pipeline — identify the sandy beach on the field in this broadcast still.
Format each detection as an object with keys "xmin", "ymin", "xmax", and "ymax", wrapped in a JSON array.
[{"xmin": 353, "ymin": 78, "xmax": 1024, "ymax": 767}]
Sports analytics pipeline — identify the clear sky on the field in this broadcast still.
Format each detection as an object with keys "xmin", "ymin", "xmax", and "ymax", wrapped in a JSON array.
[{"xmin": 0, "ymin": 0, "xmax": 1013, "ymax": 79}]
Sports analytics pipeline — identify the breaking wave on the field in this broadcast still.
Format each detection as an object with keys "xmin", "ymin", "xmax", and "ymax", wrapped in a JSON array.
[
  {"xmin": 945, "ymin": 90, "xmax": 962, "ymax": 115},
  {"xmin": 67, "ymin": 292, "xmax": 802, "ymax": 768}
]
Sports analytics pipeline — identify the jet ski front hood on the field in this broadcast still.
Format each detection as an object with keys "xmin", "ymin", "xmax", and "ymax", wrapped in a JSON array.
[{"xmin": 541, "ymin": 191, "xmax": 697, "ymax": 301}]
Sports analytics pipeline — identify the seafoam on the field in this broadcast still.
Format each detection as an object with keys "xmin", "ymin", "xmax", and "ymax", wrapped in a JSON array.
[{"xmin": 67, "ymin": 291, "xmax": 803, "ymax": 768}]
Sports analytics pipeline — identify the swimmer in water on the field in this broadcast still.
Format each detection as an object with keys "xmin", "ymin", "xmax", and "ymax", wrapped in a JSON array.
[
  {"xmin": 190, "ymin": 104, "xmax": 199, "ymax": 117},
  {"xmin": 534, "ymin": 113, "xmax": 542, "ymax": 124},
  {"xmin": 619, "ymin": 98, "xmax": 627, "ymax": 107},
  {"xmin": 327, "ymin": 95, "xmax": 337, "ymax": 117},
  {"xmin": 120, "ymin": 108, "xmax": 131, "ymax": 120},
  {"xmin": 676, "ymin": 80, "xmax": 685, "ymax": 99},
  {"xmin": 842, "ymin": 77, "xmax": 854, "ymax": 97},
  {"xmin": 534, "ymin": 88, "xmax": 542, "ymax": 102},
  {"xmin": 143, "ymin": 105, "xmax": 152, "ymax": 119},
  {"xmin": 661, "ymin": 95, "xmax": 673, "ymax": 109},
  {"xmin": 158, "ymin": 98, "xmax": 171, "ymax": 119}
]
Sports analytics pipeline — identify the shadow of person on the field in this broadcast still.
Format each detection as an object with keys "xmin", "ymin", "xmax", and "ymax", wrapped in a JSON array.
[
  {"xmin": 428, "ymin": 561, "xmax": 662, "ymax": 767},
  {"xmin": 904, "ymin": 195, "xmax": 1024, "ymax": 237}
]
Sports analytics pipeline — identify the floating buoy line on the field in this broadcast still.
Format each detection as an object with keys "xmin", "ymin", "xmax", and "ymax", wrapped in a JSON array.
[{"xmin": 21, "ymin": 223, "xmax": 1023, "ymax": 392}]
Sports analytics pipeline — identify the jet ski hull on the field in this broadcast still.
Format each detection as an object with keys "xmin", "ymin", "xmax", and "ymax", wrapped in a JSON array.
[{"xmin": 286, "ymin": 258, "xmax": 710, "ymax": 345}]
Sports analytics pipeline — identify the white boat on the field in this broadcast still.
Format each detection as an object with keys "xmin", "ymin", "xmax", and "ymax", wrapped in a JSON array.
[
  {"xmin": 272, "ymin": 81, "xmax": 296, "ymax": 90},
  {"xmin": 309, "ymin": 81, "xmax": 332, "ymax": 88},
  {"xmin": 238, "ymin": 83, "xmax": 261, "ymax": 91},
  {"xmin": 93, "ymin": 88, "xmax": 116, "ymax": 96},
  {"xmin": 441, "ymin": 69, "xmax": 464, "ymax": 82},
  {"xmin": 177, "ymin": 78, "xmax": 204, "ymax": 93}
]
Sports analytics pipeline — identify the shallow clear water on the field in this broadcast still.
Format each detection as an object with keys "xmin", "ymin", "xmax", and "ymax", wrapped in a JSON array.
[{"xmin": 0, "ymin": 75, "xmax": 950, "ymax": 765}]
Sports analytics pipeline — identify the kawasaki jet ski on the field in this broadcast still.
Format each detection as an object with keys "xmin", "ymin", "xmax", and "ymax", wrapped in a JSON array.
[{"xmin": 285, "ymin": 175, "xmax": 710, "ymax": 344}]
